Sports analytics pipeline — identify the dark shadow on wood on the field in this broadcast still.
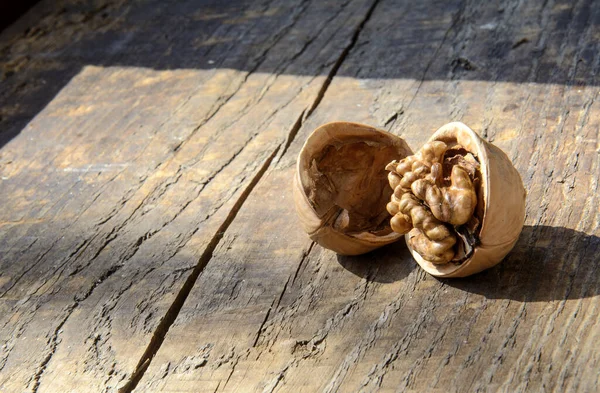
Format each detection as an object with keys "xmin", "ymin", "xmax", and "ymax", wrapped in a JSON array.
[
  {"xmin": 0, "ymin": 2, "xmax": 41, "ymax": 33},
  {"xmin": 1, "ymin": 0, "xmax": 599, "ymax": 150},
  {"xmin": 336, "ymin": 240, "xmax": 415, "ymax": 284},
  {"xmin": 441, "ymin": 225, "xmax": 600, "ymax": 302}
]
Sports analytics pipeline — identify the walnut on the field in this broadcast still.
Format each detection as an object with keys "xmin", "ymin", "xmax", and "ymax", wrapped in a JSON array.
[
  {"xmin": 388, "ymin": 192, "xmax": 456, "ymax": 263},
  {"xmin": 386, "ymin": 122, "xmax": 526, "ymax": 277},
  {"xmin": 294, "ymin": 122, "xmax": 413, "ymax": 255},
  {"xmin": 293, "ymin": 121, "xmax": 525, "ymax": 277}
]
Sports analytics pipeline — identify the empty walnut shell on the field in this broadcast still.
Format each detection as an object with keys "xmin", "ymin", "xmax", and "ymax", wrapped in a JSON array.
[
  {"xmin": 294, "ymin": 121, "xmax": 413, "ymax": 255},
  {"xmin": 390, "ymin": 122, "xmax": 526, "ymax": 277}
]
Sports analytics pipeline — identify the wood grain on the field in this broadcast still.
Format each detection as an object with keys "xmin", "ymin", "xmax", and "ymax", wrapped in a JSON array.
[
  {"xmin": 0, "ymin": 0, "xmax": 599, "ymax": 392},
  {"xmin": 0, "ymin": 0, "xmax": 380, "ymax": 391},
  {"xmin": 135, "ymin": 0, "xmax": 600, "ymax": 392}
]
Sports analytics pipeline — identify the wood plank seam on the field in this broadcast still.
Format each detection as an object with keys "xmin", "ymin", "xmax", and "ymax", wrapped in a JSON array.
[
  {"xmin": 304, "ymin": 0, "xmax": 382, "ymax": 120},
  {"xmin": 127, "ymin": 0, "xmax": 600, "ymax": 390},
  {"xmin": 4, "ymin": 0, "xmax": 597, "ymax": 391},
  {"xmin": 1, "ymin": 0, "xmax": 322, "ymax": 386},
  {"xmin": 116, "ymin": 0, "xmax": 385, "ymax": 390},
  {"xmin": 385, "ymin": 0, "xmax": 467, "ymax": 131},
  {"xmin": 116, "ymin": 146, "xmax": 281, "ymax": 393}
]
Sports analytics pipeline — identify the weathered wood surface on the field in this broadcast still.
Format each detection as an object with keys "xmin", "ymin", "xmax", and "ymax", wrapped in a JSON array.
[{"xmin": 0, "ymin": 0, "xmax": 599, "ymax": 392}]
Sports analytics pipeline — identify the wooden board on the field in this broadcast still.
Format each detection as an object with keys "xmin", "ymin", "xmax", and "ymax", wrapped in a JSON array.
[
  {"xmin": 0, "ymin": 0, "xmax": 379, "ymax": 391},
  {"xmin": 134, "ymin": 0, "xmax": 600, "ymax": 391},
  {"xmin": 1, "ymin": 0, "xmax": 599, "ymax": 392}
]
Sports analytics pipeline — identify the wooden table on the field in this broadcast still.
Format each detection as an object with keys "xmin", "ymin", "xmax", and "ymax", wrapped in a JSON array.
[{"xmin": 1, "ymin": 0, "xmax": 598, "ymax": 391}]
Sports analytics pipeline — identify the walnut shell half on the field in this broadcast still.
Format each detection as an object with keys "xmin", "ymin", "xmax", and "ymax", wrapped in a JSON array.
[
  {"xmin": 294, "ymin": 122, "xmax": 413, "ymax": 255},
  {"xmin": 387, "ymin": 122, "xmax": 526, "ymax": 277}
]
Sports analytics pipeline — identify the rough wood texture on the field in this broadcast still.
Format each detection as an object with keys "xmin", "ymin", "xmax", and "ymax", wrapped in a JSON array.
[
  {"xmin": 1, "ymin": 0, "xmax": 599, "ymax": 392},
  {"xmin": 0, "ymin": 0, "xmax": 379, "ymax": 391}
]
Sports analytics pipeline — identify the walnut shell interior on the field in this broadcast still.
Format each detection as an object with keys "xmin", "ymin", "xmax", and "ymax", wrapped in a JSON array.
[{"xmin": 294, "ymin": 122, "xmax": 413, "ymax": 255}]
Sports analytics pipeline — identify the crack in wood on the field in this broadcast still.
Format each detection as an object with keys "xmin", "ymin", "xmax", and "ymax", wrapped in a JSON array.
[
  {"xmin": 291, "ymin": 242, "xmax": 315, "ymax": 286},
  {"xmin": 29, "ymin": 306, "xmax": 75, "ymax": 393},
  {"xmin": 252, "ymin": 298, "xmax": 278, "ymax": 349},
  {"xmin": 6, "ymin": 0, "xmax": 598, "ymax": 390},
  {"xmin": 279, "ymin": 109, "xmax": 306, "ymax": 159},
  {"xmin": 117, "ymin": 146, "xmax": 281, "ymax": 393},
  {"xmin": 220, "ymin": 354, "xmax": 241, "ymax": 392},
  {"xmin": 392, "ymin": 0, "xmax": 467, "ymax": 133},
  {"xmin": 29, "ymin": 260, "xmax": 125, "ymax": 393},
  {"xmin": 111, "ymin": 1, "xmax": 389, "ymax": 389},
  {"xmin": 305, "ymin": 0, "xmax": 382, "ymax": 119}
]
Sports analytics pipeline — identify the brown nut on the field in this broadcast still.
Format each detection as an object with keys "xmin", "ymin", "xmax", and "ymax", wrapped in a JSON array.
[
  {"xmin": 294, "ymin": 121, "xmax": 413, "ymax": 255},
  {"xmin": 386, "ymin": 122, "xmax": 526, "ymax": 277}
]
